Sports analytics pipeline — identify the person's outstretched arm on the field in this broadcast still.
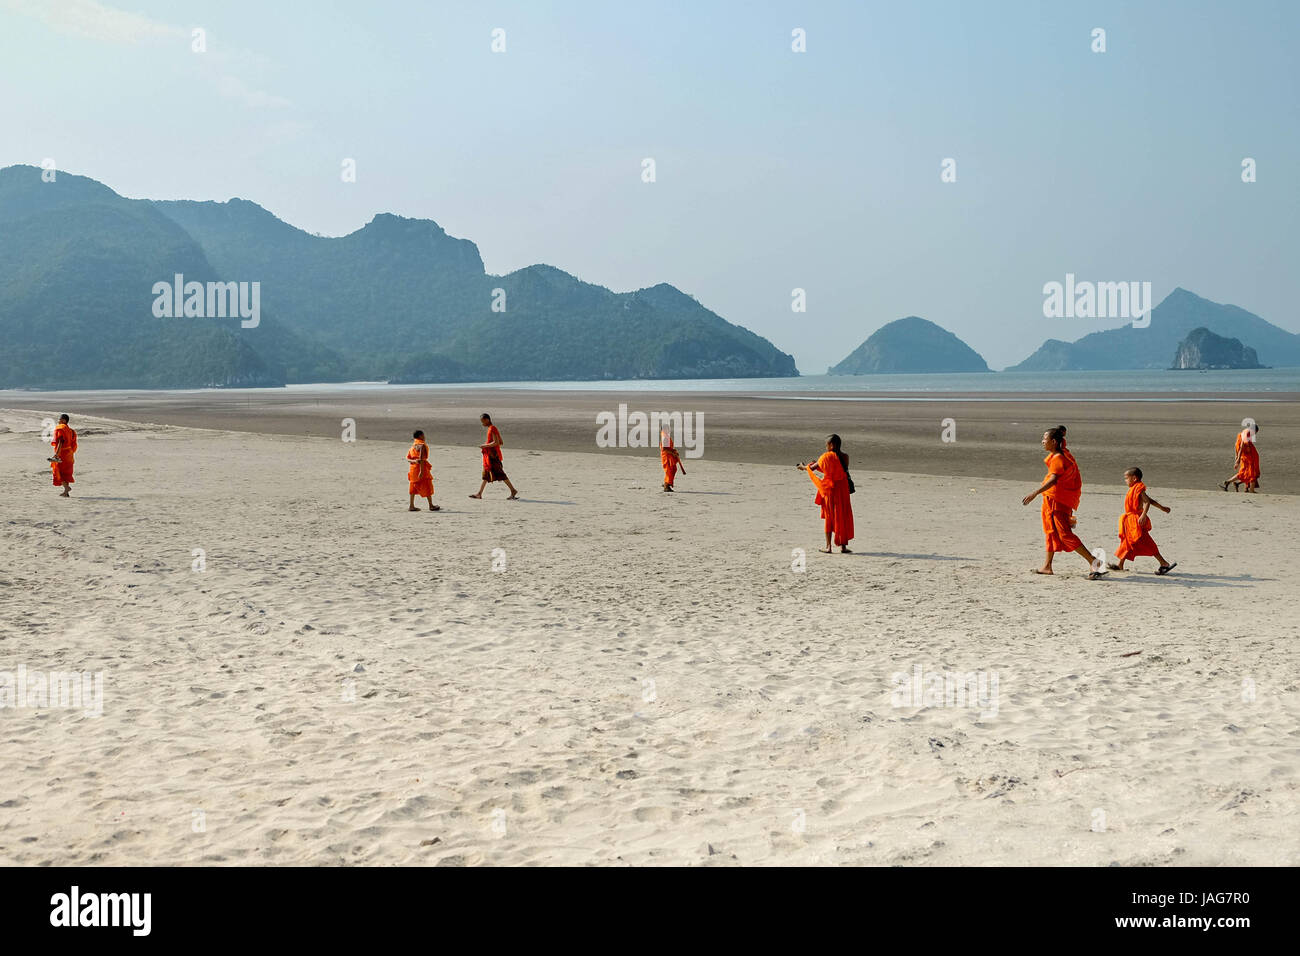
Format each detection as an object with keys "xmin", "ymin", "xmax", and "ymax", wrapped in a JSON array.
[
  {"xmin": 1022, "ymin": 474, "xmax": 1057, "ymax": 506},
  {"xmin": 1144, "ymin": 491, "xmax": 1170, "ymax": 514}
]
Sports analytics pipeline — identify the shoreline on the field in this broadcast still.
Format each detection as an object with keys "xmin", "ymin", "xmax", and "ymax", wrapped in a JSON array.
[{"xmin": 4, "ymin": 386, "xmax": 1294, "ymax": 494}]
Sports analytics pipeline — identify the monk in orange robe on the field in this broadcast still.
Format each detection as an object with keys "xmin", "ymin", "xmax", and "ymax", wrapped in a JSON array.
[
  {"xmin": 1221, "ymin": 424, "xmax": 1261, "ymax": 493},
  {"xmin": 406, "ymin": 430, "xmax": 439, "ymax": 511},
  {"xmin": 469, "ymin": 413, "xmax": 520, "ymax": 500},
  {"xmin": 1108, "ymin": 467, "xmax": 1175, "ymax": 574},
  {"xmin": 798, "ymin": 433, "xmax": 854, "ymax": 553},
  {"xmin": 659, "ymin": 426, "xmax": 685, "ymax": 492},
  {"xmin": 49, "ymin": 414, "xmax": 77, "ymax": 497},
  {"xmin": 1022, "ymin": 426, "xmax": 1107, "ymax": 578}
]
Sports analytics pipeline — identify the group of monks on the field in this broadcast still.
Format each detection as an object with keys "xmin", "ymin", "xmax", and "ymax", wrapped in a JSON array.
[
  {"xmin": 1020, "ymin": 424, "xmax": 1178, "ymax": 579},
  {"xmin": 787, "ymin": 420, "xmax": 1262, "ymax": 577},
  {"xmin": 405, "ymin": 412, "xmax": 520, "ymax": 511},
  {"xmin": 47, "ymin": 409, "xmax": 1265, "ymax": 579}
]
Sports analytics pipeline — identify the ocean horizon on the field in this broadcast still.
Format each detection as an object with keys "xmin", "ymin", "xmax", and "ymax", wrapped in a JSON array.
[{"xmin": 7, "ymin": 367, "xmax": 1299, "ymax": 398}]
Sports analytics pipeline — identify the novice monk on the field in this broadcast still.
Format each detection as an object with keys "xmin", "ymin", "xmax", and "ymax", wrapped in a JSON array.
[
  {"xmin": 659, "ymin": 426, "xmax": 685, "ymax": 492},
  {"xmin": 1022, "ymin": 426, "xmax": 1107, "ymax": 579},
  {"xmin": 1108, "ymin": 467, "xmax": 1175, "ymax": 574},
  {"xmin": 797, "ymin": 433, "xmax": 854, "ymax": 553},
  {"xmin": 406, "ymin": 430, "xmax": 439, "ymax": 512},
  {"xmin": 1221, "ymin": 423, "xmax": 1261, "ymax": 493},
  {"xmin": 469, "ymin": 413, "xmax": 519, "ymax": 500},
  {"xmin": 49, "ymin": 414, "xmax": 77, "ymax": 497}
]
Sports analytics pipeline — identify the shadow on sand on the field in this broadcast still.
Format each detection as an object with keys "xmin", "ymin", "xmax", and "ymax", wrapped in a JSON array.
[{"xmin": 1103, "ymin": 571, "xmax": 1269, "ymax": 589}]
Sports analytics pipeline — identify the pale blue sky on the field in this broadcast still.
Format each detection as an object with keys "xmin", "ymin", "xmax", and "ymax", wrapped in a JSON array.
[{"xmin": 2, "ymin": 0, "xmax": 1296, "ymax": 370}]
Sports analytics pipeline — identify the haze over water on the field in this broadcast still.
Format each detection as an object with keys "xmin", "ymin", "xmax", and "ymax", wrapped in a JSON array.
[{"xmin": 224, "ymin": 368, "xmax": 1300, "ymax": 396}]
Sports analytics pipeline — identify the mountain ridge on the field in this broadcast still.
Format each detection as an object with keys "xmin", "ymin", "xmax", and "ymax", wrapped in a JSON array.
[
  {"xmin": 0, "ymin": 165, "xmax": 797, "ymax": 387},
  {"xmin": 1009, "ymin": 288, "xmax": 1300, "ymax": 371}
]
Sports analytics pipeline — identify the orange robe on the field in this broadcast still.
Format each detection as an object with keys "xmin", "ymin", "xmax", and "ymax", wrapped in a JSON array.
[
  {"xmin": 481, "ymin": 425, "xmax": 505, "ymax": 479},
  {"xmin": 50, "ymin": 423, "xmax": 76, "ymax": 486},
  {"xmin": 660, "ymin": 433, "xmax": 680, "ymax": 487},
  {"xmin": 807, "ymin": 451, "xmax": 854, "ymax": 546},
  {"xmin": 1233, "ymin": 431, "xmax": 1260, "ymax": 484},
  {"xmin": 1115, "ymin": 481, "xmax": 1159, "ymax": 560},
  {"xmin": 1041, "ymin": 451, "xmax": 1082, "ymax": 552},
  {"xmin": 407, "ymin": 438, "xmax": 433, "ymax": 497}
]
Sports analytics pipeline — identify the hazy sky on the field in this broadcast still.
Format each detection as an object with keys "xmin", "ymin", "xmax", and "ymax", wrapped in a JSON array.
[{"xmin": 2, "ymin": 0, "xmax": 1297, "ymax": 371}]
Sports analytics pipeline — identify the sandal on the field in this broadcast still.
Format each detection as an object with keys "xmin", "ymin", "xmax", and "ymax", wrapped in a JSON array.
[{"xmin": 1155, "ymin": 563, "xmax": 1177, "ymax": 575}]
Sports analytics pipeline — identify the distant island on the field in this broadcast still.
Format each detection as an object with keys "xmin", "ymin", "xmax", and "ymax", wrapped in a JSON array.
[
  {"xmin": 1171, "ymin": 327, "xmax": 1264, "ymax": 370},
  {"xmin": 5, "ymin": 164, "xmax": 1299, "ymax": 390},
  {"xmin": 1009, "ymin": 288, "xmax": 1300, "ymax": 371},
  {"xmin": 0, "ymin": 165, "xmax": 796, "ymax": 389},
  {"xmin": 829, "ymin": 317, "xmax": 990, "ymax": 374}
]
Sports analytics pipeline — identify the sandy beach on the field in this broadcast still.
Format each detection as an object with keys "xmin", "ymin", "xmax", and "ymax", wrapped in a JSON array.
[
  {"xmin": 6, "ymin": 384, "xmax": 1299, "ymax": 494},
  {"xmin": 1, "ymin": 402, "xmax": 1296, "ymax": 866}
]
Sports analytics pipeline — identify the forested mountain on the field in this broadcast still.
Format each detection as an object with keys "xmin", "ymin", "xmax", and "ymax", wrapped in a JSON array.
[
  {"xmin": 1009, "ymin": 289, "xmax": 1300, "ymax": 370},
  {"xmin": 0, "ymin": 165, "xmax": 796, "ymax": 387},
  {"xmin": 829, "ymin": 316, "xmax": 990, "ymax": 374}
]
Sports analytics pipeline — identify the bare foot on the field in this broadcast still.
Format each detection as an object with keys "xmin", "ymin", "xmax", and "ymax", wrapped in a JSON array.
[
  {"xmin": 59, "ymin": 492, "xmax": 70, "ymax": 498},
  {"xmin": 408, "ymin": 506, "xmax": 419, "ymax": 511},
  {"xmin": 1031, "ymin": 568, "xmax": 1053, "ymax": 575},
  {"xmin": 468, "ymin": 494, "xmax": 482, "ymax": 499},
  {"xmin": 818, "ymin": 548, "xmax": 833, "ymax": 553},
  {"xmin": 429, "ymin": 505, "xmax": 441, "ymax": 511}
]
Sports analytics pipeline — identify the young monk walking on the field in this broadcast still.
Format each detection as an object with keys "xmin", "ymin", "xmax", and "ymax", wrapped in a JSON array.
[
  {"xmin": 659, "ymin": 425, "xmax": 685, "ymax": 492},
  {"xmin": 1220, "ymin": 423, "xmax": 1261, "ymax": 493},
  {"xmin": 1022, "ymin": 426, "xmax": 1107, "ymax": 579},
  {"xmin": 1108, "ymin": 467, "xmax": 1175, "ymax": 574},
  {"xmin": 406, "ymin": 430, "xmax": 439, "ymax": 511},
  {"xmin": 469, "ymin": 413, "xmax": 519, "ymax": 500},
  {"xmin": 48, "ymin": 414, "xmax": 77, "ymax": 497},
  {"xmin": 797, "ymin": 434, "xmax": 854, "ymax": 553}
]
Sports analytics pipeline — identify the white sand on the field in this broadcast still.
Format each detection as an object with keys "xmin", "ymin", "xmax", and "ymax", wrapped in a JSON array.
[{"xmin": 0, "ymin": 410, "xmax": 1296, "ymax": 865}]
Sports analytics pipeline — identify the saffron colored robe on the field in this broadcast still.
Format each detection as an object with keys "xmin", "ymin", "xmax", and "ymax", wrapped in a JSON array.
[
  {"xmin": 407, "ymin": 438, "xmax": 433, "ymax": 497},
  {"xmin": 1115, "ymin": 481, "xmax": 1159, "ymax": 560},
  {"xmin": 807, "ymin": 451, "xmax": 854, "ymax": 546},
  {"xmin": 50, "ymin": 423, "xmax": 76, "ymax": 486},
  {"xmin": 660, "ymin": 432, "xmax": 680, "ymax": 487},
  {"xmin": 1041, "ymin": 451, "xmax": 1082, "ymax": 552},
  {"xmin": 1233, "ymin": 430, "xmax": 1260, "ymax": 484},
  {"xmin": 481, "ymin": 425, "xmax": 507, "ymax": 480}
]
